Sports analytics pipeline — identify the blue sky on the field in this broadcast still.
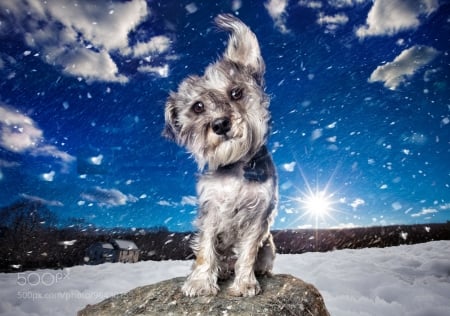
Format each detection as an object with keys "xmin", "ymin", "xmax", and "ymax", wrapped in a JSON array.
[{"xmin": 0, "ymin": 0, "xmax": 449, "ymax": 231}]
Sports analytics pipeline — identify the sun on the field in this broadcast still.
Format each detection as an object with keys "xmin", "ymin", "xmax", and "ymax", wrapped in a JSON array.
[
  {"xmin": 302, "ymin": 189, "xmax": 332, "ymax": 217},
  {"xmin": 281, "ymin": 164, "xmax": 346, "ymax": 230},
  {"xmin": 293, "ymin": 167, "xmax": 341, "ymax": 228}
]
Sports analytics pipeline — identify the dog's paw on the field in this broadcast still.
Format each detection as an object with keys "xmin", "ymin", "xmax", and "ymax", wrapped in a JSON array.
[
  {"xmin": 182, "ymin": 278, "xmax": 220, "ymax": 297},
  {"xmin": 228, "ymin": 279, "xmax": 261, "ymax": 297},
  {"xmin": 255, "ymin": 269, "xmax": 273, "ymax": 277}
]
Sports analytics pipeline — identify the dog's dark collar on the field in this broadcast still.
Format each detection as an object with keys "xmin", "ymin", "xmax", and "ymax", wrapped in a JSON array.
[
  {"xmin": 218, "ymin": 146, "xmax": 273, "ymax": 182},
  {"xmin": 243, "ymin": 146, "xmax": 271, "ymax": 182}
]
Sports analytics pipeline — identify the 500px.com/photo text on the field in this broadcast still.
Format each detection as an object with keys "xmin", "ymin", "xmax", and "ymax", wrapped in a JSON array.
[{"xmin": 17, "ymin": 290, "xmax": 117, "ymax": 301}]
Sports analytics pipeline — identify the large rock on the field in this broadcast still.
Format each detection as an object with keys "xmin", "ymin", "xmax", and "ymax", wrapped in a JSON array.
[{"xmin": 78, "ymin": 274, "xmax": 330, "ymax": 316}]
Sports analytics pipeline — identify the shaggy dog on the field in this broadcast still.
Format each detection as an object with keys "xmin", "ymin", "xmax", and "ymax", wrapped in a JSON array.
[{"xmin": 163, "ymin": 14, "xmax": 277, "ymax": 297}]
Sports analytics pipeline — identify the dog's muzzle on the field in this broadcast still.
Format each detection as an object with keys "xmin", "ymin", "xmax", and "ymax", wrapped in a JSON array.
[{"xmin": 212, "ymin": 117, "xmax": 232, "ymax": 135}]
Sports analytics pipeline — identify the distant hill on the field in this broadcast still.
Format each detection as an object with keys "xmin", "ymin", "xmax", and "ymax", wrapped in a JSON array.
[
  {"xmin": 272, "ymin": 223, "xmax": 450, "ymax": 254},
  {"xmin": 1, "ymin": 222, "xmax": 449, "ymax": 272}
]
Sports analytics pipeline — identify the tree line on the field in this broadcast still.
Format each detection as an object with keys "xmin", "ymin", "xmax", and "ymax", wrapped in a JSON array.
[{"xmin": 1, "ymin": 198, "xmax": 449, "ymax": 272}]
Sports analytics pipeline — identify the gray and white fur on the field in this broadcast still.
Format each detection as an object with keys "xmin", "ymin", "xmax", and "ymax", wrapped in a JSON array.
[{"xmin": 163, "ymin": 14, "xmax": 277, "ymax": 297}]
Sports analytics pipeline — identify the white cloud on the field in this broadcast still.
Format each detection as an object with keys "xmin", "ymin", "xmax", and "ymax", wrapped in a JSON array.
[
  {"xmin": 20, "ymin": 193, "xmax": 64, "ymax": 207},
  {"xmin": 282, "ymin": 161, "xmax": 296, "ymax": 172},
  {"xmin": 0, "ymin": 0, "xmax": 171, "ymax": 82},
  {"xmin": 298, "ymin": 1, "xmax": 323, "ymax": 9},
  {"xmin": 368, "ymin": 45, "xmax": 440, "ymax": 90},
  {"xmin": 31, "ymin": 144, "xmax": 75, "ymax": 164},
  {"xmin": 356, "ymin": 0, "xmax": 439, "ymax": 38},
  {"xmin": 265, "ymin": 0, "xmax": 290, "ymax": 33},
  {"xmin": 411, "ymin": 208, "xmax": 438, "ymax": 217},
  {"xmin": 0, "ymin": 159, "xmax": 19, "ymax": 168},
  {"xmin": 328, "ymin": 0, "xmax": 367, "ymax": 8},
  {"xmin": 317, "ymin": 12, "xmax": 349, "ymax": 31},
  {"xmin": 56, "ymin": 48, "xmax": 128, "ymax": 83},
  {"xmin": 0, "ymin": 106, "xmax": 71, "ymax": 160},
  {"xmin": 137, "ymin": 64, "xmax": 170, "ymax": 78},
  {"xmin": 135, "ymin": 36, "xmax": 171, "ymax": 56},
  {"xmin": 440, "ymin": 203, "xmax": 450, "ymax": 210},
  {"xmin": 297, "ymin": 224, "xmax": 313, "ymax": 229},
  {"xmin": 181, "ymin": 196, "xmax": 197, "ymax": 207},
  {"xmin": 317, "ymin": 13, "xmax": 349, "ymax": 26},
  {"xmin": 122, "ymin": 36, "xmax": 171, "ymax": 58},
  {"xmin": 332, "ymin": 222, "xmax": 357, "ymax": 229},
  {"xmin": 39, "ymin": 0, "xmax": 148, "ymax": 51},
  {"xmin": 350, "ymin": 198, "xmax": 365, "ymax": 209},
  {"xmin": 0, "ymin": 105, "xmax": 75, "ymax": 168},
  {"xmin": 300, "ymin": 0, "xmax": 367, "ymax": 10},
  {"xmin": 157, "ymin": 200, "xmax": 173, "ymax": 207},
  {"xmin": 81, "ymin": 186, "xmax": 138, "ymax": 208},
  {"xmin": 392, "ymin": 201, "xmax": 402, "ymax": 211},
  {"xmin": 0, "ymin": 106, "xmax": 42, "ymax": 152}
]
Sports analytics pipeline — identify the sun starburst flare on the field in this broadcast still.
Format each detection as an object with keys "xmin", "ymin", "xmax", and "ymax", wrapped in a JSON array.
[
  {"xmin": 281, "ymin": 164, "xmax": 346, "ymax": 230},
  {"xmin": 302, "ymin": 189, "xmax": 333, "ymax": 218},
  {"xmin": 297, "ymin": 184, "xmax": 338, "ymax": 228}
]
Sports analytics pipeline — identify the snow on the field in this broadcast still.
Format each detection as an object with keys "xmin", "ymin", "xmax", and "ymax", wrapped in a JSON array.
[
  {"xmin": 1, "ymin": 241, "xmax": 449, "ymax": 316},
  {"xmin": 112, "ymin": 239, "xmax": 138, "ymax": 250}
]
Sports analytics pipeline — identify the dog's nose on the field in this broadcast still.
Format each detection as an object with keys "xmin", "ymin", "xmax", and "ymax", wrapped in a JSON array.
[{"xmin": 212, "ymin": 117, "xmax": 231, "ymax": 135}]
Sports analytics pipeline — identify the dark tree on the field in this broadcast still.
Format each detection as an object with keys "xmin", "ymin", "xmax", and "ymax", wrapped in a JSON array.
[{"xmin": 0, "ymin": 199, "xmax": 58, "ymax": 271}]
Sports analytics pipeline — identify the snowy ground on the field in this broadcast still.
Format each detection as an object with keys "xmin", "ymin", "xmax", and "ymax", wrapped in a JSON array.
[{"xmin": 0, "ymin": 241, "xmax": 449, "ymax": 316}]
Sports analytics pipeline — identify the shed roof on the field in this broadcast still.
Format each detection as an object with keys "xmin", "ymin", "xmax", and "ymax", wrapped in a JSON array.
[
  {"xmin": 112, "ymin": 239, "xmax": 138, "ymax": 250},
  {"xmin": 101, "ymin": 243, "xmax": 114, "ymax": 249}
]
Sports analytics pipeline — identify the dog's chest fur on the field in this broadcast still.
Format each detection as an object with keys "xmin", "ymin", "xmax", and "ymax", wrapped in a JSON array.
[{"xmin": 195, "ymin": 147, "xmax": 277, "ymax": 247}]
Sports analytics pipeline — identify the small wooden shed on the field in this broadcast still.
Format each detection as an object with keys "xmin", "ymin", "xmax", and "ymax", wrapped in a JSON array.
[
  {"xmin": 86, "ymin": 239, "xmax": 139, "ymax": 264},
  {"xmin": 110, "ymin": 239, "xmax": 140, "ymax": 263}
]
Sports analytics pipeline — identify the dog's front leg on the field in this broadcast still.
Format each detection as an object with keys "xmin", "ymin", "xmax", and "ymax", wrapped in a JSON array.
[
  {"xmin": 228, "ymin": 235, "xmax": 261, "ymax": 297},
  {"xmin": 182, "ymin": 231, "xmax": 220, "ymax": 297}
]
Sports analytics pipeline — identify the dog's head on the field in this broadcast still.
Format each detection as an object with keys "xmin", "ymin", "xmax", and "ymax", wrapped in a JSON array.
[{"xmin": 164, "ymin": 14, "xmax": 270, "ymax": 170}]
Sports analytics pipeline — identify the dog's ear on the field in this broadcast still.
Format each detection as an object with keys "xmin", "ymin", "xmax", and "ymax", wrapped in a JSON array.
[
  {"xmin": 215, "ymin": 14, "xmax": 265, "ymax": 83},
  {"xmin": 162, "ymin": 94, "xmax": 180, "ymax": 142}
]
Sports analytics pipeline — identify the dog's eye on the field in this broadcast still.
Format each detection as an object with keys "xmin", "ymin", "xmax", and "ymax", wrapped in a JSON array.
[
  {"xmin": 191, "ymin": 101, "xmax": 205, "ymax": 114},
  {"xmin": 230, "ymin": 87, "xmax": 243, "ymax": 101}
]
